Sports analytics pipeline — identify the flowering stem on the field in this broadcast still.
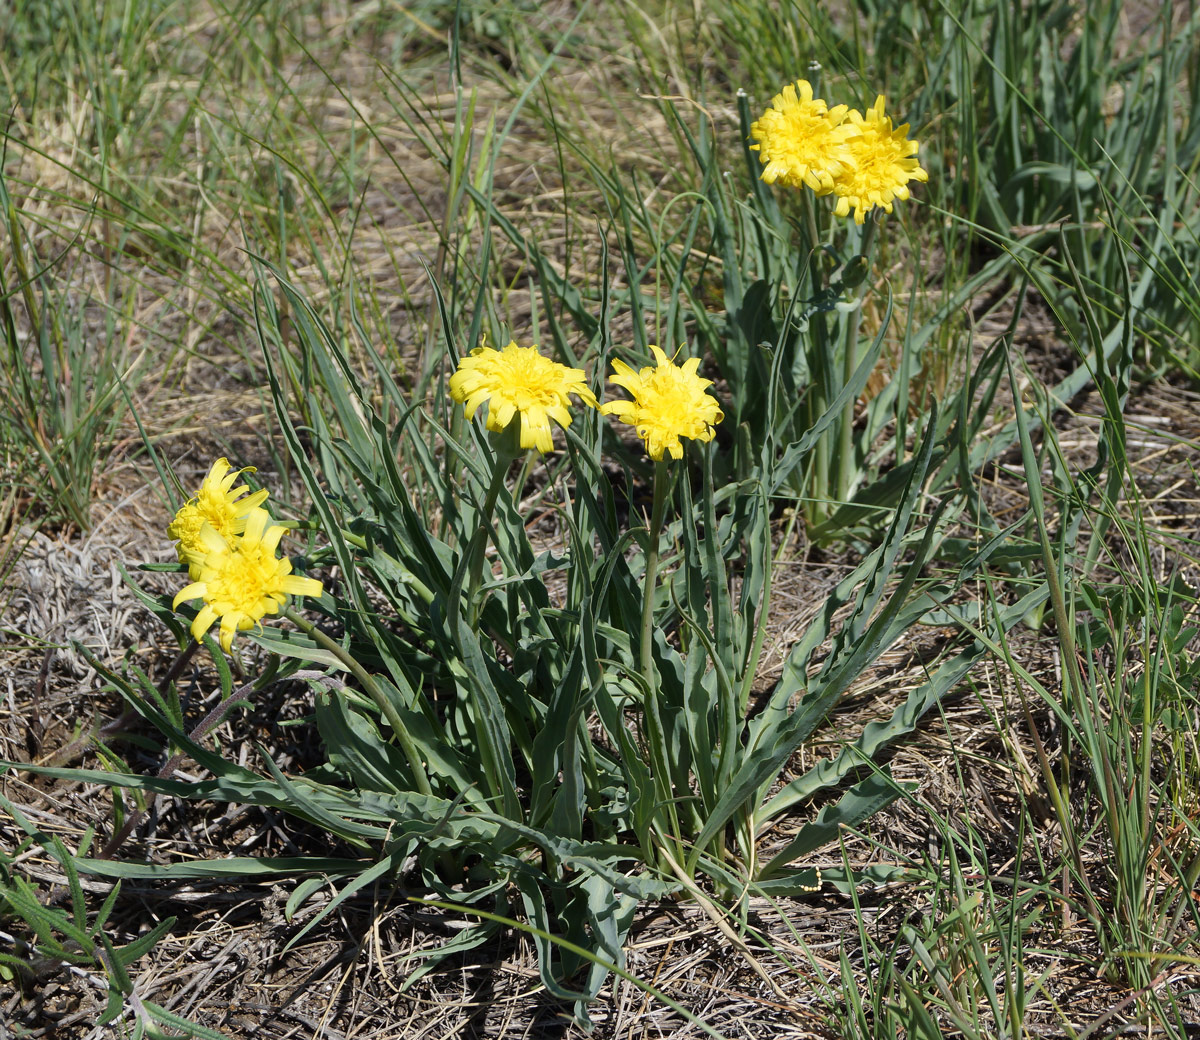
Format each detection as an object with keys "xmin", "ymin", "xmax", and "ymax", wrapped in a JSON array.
[
  {"xmin": 162, "ymin": 638, "xmax": 202, "ymax": 688},
  {"xmin": 639, "ymin": 459, "xmax": 671, "ymax": 683},
  {"xmin": 283, "ymin": 609, "xmax": 432, "ymax": 797},
  {"xmin": 637, "ymin": 459, "xmax": 685, "ymax": 860},
  {"xmin": 836, "ymin": 217, "xmax": 878, "ymax": 507},
  {"xmin": 292, "ymin": 522, "xmax": 369, "ymax": 552},
  {"xmin": 466, "ymin": 456, "xmax": 512, "ymax": 626},
  {"xmin": 800, "ymin": 190, "xmax": 830, "ymax": 524}
]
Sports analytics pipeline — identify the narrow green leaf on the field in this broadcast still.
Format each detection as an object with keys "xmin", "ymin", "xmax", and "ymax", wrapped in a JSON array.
[
  {"xmin": 759, "ymin": 771, "xmax": 910, "ymax": 880},
  {"xmin": 77, "ymin": 856, "xmax": 369, "ymax": 881}
]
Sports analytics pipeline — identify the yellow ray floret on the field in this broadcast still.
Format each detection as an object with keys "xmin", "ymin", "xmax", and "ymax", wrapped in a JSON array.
[
  {"xmin": 600, "ymin": 346, "xmax": 723, "ymax": 461},
  {"xmin": 167, "ymin": 457, "xmax": 270, "ymax": 578},
  {"xmin": 449, "ymin": 340, "xmax": 598, "ymax": 453},
  {"xmin": 750, "ymin": 79, "xmax": 858, "ymax": 194},
  {"xmin": 173, "ymin": 507, "xmax": 324, "ymax": 653},
  {"xmin": 832, "ymin": 95, "xmax": 929, "ymax": 224}
]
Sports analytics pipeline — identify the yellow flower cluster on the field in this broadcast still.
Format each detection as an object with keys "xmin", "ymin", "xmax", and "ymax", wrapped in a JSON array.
[
  {"xmin": 169, "ymin": 459, "xmax": 323, "ymax": 652},
  {"xmin": 450, "ymin": 341, "xmax": 598, "ymax": 453},
  {"xmin": 601, "ymin": 346, "xmax": 723, "ymax": 462},
  {"xmin": 751, "ymin": 80, "xmax": 928, "ymax": 224},
  {"xmin": 450, "ymin": 340, "xmax": 722, "ymax": 462}
]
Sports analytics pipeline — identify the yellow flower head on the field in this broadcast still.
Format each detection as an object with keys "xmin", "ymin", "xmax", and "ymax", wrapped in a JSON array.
[
  {"xmin": 832, "ymin": 95, "xmax": 929, "ymax": 224},
  {"xmin": 750, "ymin": 79, "xmax": 858, "ymax": 194},
  {"xmin": 172, "ymin": 507, "xmax": 324, "ymax": 653},
  {"xmin": 600, "ymin": 346, "xmax": 724, "ymax": 461},
  {"xmin": 167, "ymin": 457, "xmax": 270, "ymax": 578},
  {"xmin": 449, "ymin": 340, "xmax": 599, "ymax": 453}
]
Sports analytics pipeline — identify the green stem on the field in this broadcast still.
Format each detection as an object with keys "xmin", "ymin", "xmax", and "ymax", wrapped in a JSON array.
[
  {"xmin": 467, "ymin": 454, "xmax": 513, "ymax": 625},
  {"xmin": 284, "ymin": 609, "xmax": 432, "ymax": 797},
  {"xmin": 640, "ymin": 460, "xmax": 671, "ymax": 682},
  {"xmin": 836, "ymin": 218, "xmax": 878, "ymax": 506},
  {"xmin": 799, "ymin": 191, "xmax": 829, "ymax": 525},
  {"xmin": 637, "ymin": 460, "xmax": 684, "ymax": 861},
  {"xmin": 285, "ymin": 519, "xmax": 368, "ymax": 547}
]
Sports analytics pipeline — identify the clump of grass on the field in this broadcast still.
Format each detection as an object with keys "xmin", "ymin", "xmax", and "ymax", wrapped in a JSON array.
[{"xmin": 0, "ymin": 171, "xmax": 138, "ymax": 531}]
